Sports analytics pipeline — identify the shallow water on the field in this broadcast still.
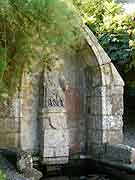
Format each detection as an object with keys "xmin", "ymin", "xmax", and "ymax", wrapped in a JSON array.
[{"xmin": 43, "ymin": 175, "xmax": 115, "ymax": 180}]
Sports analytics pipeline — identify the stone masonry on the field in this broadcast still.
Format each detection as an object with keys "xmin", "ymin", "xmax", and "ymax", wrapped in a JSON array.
[{"xmin": 0, "ymin": 25, "xmax": 134, "ymax": 166}]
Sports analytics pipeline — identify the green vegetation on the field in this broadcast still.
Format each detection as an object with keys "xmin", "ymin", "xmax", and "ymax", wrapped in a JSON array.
[
  {"xmin": 0, "ymin": 0, "xmax": 82, "ymax": 100},
  {"xmin": 0, "ymin": 167, "xmax": 6, "ymax": 180},
  {"xmin": 74, "ymin": 0, "xmax": 135, "ymax": 81},
  {"xmin": 0, "ymin": 0, "xmax": 135, "ymax": 100}
]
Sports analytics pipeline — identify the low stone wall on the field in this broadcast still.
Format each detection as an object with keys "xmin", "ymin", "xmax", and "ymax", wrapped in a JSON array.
[
  {"xmin": 93, "ymin": 144, "xmax": 135, "ymax": 166},
  {"xmin": 103, "ymin": 144, "xmax": 135, "ymax": 164}
]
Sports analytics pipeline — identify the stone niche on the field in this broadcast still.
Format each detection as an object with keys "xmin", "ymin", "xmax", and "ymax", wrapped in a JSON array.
[{"xmin": 0, "ymin": 26, "xmax": 127, "ymax": 165}]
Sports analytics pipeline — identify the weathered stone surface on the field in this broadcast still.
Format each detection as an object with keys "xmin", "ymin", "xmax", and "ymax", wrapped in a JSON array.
[
  {"xmin": 88, "ymin": 115, "xmax": 123, "ymax": 130},
  {"xmin": 0, "ymin": 133, "xmax": 19, "ymax": 148},
  {"xmin": 20, "ymin": 72, "xmax": 40, "ymax": 153},
  {"xmin": 42, "ymin": 129, "xmax": 69, "ymax": 147},
  {"xmin": 102, "ymin": 144, "xmax": 135, "ymax": 164},
  {"xmin": 88, "ymin": 143, "xmax": 105, "ymax": 159},
  {"xmin": 17, "ymin": 151, "xmax": 33, "ymax": 173},
  {"xmin": 83, "ymin": 25, "xmax": 111, "ymax": 66},
  {"xmin": 0, "ymin": 25, "xmax": 125, "ymax": 165},
  {"xmin": 112, "ymin": 95, "xmax": 124, "ymax": 115},
  {"xmin": 105, "ymin": 130, "xmax": 123, "ymax": 144},
  {"xmin": 88, "ymin": 129, "xmax": 103, "ymax": 144},
  {"xmin": 0, "ymin": 153, "xmax": 42, "ymax": 180},
  {"xmin": 41, "ymin": 113, "xmax": 68, "ymax": 130},
  {"xmin": 43, "ymin": 157, "xmax": 68, "ymax": 165},
  {"xmin": 22, "ymin": 168, "xmax": 42, "ymax": 180}
]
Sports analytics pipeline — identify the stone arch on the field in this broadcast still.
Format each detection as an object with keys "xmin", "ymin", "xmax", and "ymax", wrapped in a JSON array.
[
  {"xmin": 0, "ymin": 26, "xmax": 125, "ymax": 164},
  {"xmin": 81, "ymin": 26, "xmax": 124, "ymax": 158},
  {"xmin": 38, "ymin": 26, "xmax": 124, "ymax": 163}
]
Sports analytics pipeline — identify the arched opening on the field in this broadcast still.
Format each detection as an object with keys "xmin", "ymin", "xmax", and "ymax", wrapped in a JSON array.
[
  {"xmin": 0, "ymin": 26, "xmax": 125, "ymax": 165},
  {"xmin": 39, "ymin": 27, "xmax": 124, "ymax": 164},
  {"xmin": 39, "ymin": 52, "xmax": 88, "ymax": 163}
]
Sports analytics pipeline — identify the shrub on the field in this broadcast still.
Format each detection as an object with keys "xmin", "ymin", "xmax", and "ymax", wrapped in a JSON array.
[
  {"xmin": 74, "ymin": 0, "xmax": 135, "ymax": 74},
  {"xmin": 0, "ymin": 168, "xmax": 6, "ymax": 180}
]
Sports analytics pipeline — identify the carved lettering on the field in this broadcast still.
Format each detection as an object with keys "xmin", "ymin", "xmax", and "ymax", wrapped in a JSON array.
[
  {"xmin": 47, "ymin": 96, "xmax": 64, "ymax": 107},
  {"xmin": 52, "ymin": 99, "xmax": 59, "ymax": 106},
  {"xmin": 48, "ymin": 98, "xmax": 53, "ymax": 106}
]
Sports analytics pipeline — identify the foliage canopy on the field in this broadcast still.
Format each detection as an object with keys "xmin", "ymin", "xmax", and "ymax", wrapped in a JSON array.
[
  {"xmin": 0, "ymin": 0, "xmax": 82, "ymax": 100},
  {"xmin": 74, "ymin": 0, "xmax": 135, "ymax": 78}
]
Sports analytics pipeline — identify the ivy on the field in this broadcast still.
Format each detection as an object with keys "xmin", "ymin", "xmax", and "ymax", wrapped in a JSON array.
[
  {"xmin": 0, "ymin": 0, "xmax": 83, "ymax": 100},
  {"xmin": 0, "ymin": 169, "xmax": 6, "ymax": 180}
]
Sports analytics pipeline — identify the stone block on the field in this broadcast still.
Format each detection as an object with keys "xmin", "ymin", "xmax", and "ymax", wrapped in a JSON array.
[
  {"xmin": 0, "ymin": 117, "xmax": 19, "ymax": 133},
  {"xmin": 88, "ymin": 143, "xmax": 105, "ymax": 159},
  {"xmin": 68, "ymin": 128, "xmax": 80, "ymax": 145},
  {"xmin": 88, "ymin": 97, "xmax": 102, "ymax": 115},
  {"xmin": 83, "ymin": 64, "xmax": 101, "ymax": 88},
  {"xmin": 102, "ymin": 96, "xmax": 112, "ymax": 115},
  {"xmin": 43, "ymin": 129, "xmax": 69, "ymax": 147},
  {"xmin": 41, "ymin": 113, "xmax": 68, "ymax": 130},
  {"xmin": 69, "ymin": 143, "xmax": 80, "ymax": 155},
  {"xmin": 113, "ymin": 115, "xmax": 123, "ymax": 129},
  {"xmin": 22, "ymin": 168, "xmax": 43, "ymax": 180},
  {"xmin": 80, "ymin": 120, "xmax": 87, "ymax": 147},
  {"xmin": 105, "ymin": 130, "xmax": 123, "ymax": 144},
  {"xmin": 84, "ymin": 25, "xmax": 111, "ymax": 66},
  {"xmin": 65, "ymin": 87, "xmax": 81, "ymax": 120},
  {"xmin": 103, "ymin": 144, "xmax": 135, "ymax": 164},
  {"xmin": 55, "ymin": 146, "xmax": 69, "ymax": 157},
  {"xmin": 110, "ymin": 63, "xmax": 124, "ymax": 86},
  {"xmin": 67, "ymin": 118, "xmax": 80, "ymax": 129},
  {"xmin": 100, "ymin": 64, "xmax": 114, "ymax": 86},
  {"xmin": 89, "ymin": 86, "xmax": 107, "ymax": 97},
  {"xmin": 88, "ymin": 96, "xmax": 113, "ymax": 115},
  {"xmin": 88, "ymin": 114, "xmax": 123, "ymax": 130},
  {"xmin": 112, "ymin": 85, "xmax": 124, "ymax": 95},
  {"xmin": 88, "ymin": 94, "xmax": 124, "ymax": 116},
  {"xmin": 102, "ymin": 115, "xmax": 115, "ymax": 130},
  {"xmin": 43, "ymin": 146, "xmax": 54, "ymax": 158},
  {"xmin": 99, "ymin": 63, "xmax": 124, "ymax": 87},
  {"xmin": 43, "ymin": 157, "xmax": 68, "ymax": 165},
  {"xmin": 88, "ymin": 129, "xmax": 103, "ymax": 144},
  {"xmin": 102, "ymin": 115, "xmax": 123, "ymax": 130},
  {"xmin": 0, "ymin": 133, "xmax": 19, "ymax": 148},
  {"xmin": 88, "ymin": 128, "xmax": 123, "ymax": 145},
  {"xmin": 112, "ymin": 95, "xmax": 124, "ymax": 115}
]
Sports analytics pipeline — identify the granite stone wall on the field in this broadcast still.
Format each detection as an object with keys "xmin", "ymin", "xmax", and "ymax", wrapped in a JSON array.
[
  {"xmin": 0, "ymin": 94, "xmax": 20, "ymax": 148},
  {"xmin": 0, "ymin": 26, "xmax": 127, "ymax": 165},
  {"xmin": 83, "ymin": 26, "xmax": 124, "ymax": 159}
]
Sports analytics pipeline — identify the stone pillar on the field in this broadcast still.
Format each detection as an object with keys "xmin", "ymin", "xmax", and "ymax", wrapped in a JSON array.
[
  {"xmin": 87, "ymin": 85, "xmax": 124, "ymax": 158},
  {"xmin": 40, "ymin": 72, "xmax": 69, "ymax": 164},
  {"xmin": 83, "ymin": 26, "xmax": 125, "ymax": 160}
]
